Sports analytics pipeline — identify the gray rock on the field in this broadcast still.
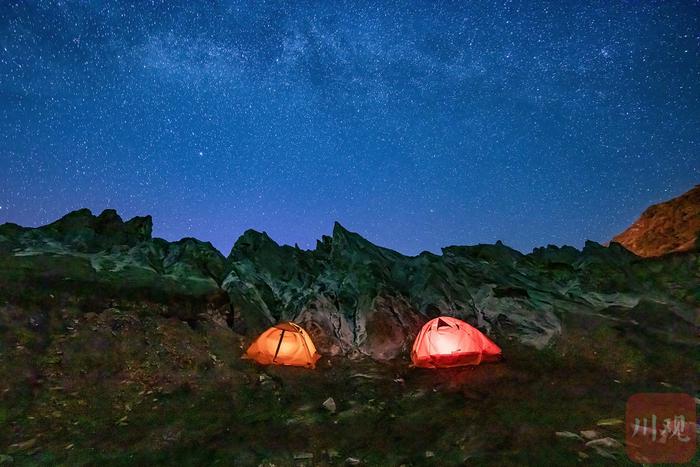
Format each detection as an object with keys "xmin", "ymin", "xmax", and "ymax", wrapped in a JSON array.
[
  {"xmin": 322, "ymin": 397, "xmax": 337, "ymax": 413},
  {"xmin": 585, "ymin": 437, "xmax": 622, "ymax": 459},
  {"xmin": 555, "ymin": 431, "xmax": 584, "ymax": 441},
  {"xmin": 580, "ymin": 430, "xmax": 599, "ymax": 440},
  {"xmin": 585, "ymin": 437, "xmax": 622, "ymax": 449}
]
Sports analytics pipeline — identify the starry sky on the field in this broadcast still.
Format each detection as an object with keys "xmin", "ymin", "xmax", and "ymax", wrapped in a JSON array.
[{"xmin": 1, "ymin": 1, "xmax": 698, "ymax": 255}]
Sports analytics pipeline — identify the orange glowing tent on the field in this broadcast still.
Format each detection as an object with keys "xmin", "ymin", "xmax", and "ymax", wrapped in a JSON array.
[
  {"xmin": 244, "ymin": 322, "xmax": 320, "ymax": 368},
  {"xmin": 411, "ymin": 316, "xmax": 502, "ymax": 368}
]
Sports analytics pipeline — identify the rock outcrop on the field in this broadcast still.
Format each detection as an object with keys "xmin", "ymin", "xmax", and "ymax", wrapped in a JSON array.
[
  {"xmin": 1, "ymin": 199, "xmax": 698, "ymax": 360},
  {"xmin": 613, "ymin": 185, "xmax": 700, "ymax": 257}
]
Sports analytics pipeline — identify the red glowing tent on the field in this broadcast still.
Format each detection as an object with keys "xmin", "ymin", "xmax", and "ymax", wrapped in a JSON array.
[{"xmin": 411, "ymin": 316, "xmax": 502, "ymax": 368}]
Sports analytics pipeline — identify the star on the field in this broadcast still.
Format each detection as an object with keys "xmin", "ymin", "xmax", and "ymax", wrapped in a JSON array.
[{"xmin": 0, "ymin": 1, "xmax": 696, "ymax": 254}]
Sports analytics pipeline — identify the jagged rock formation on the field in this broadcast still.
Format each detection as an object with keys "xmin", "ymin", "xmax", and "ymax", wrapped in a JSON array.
[
  {"xmin": 613, "ymin": 185, "xmax": 700, "ymax": 257},
  {"xmin": 0, "ymin": 209, "xmax": 697, "ymax": 467},
  {"xmin": 1, "ymin": 202, "xmax": 698, "ymax": 360},
  {"xmin": 0, "ymin": 209, "xmax": 226, "ymax": 298}
]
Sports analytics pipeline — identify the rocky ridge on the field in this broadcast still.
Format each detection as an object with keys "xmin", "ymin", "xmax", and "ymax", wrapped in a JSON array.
[
  {"xmin": 0, "ymin": 191, "xmax": 698, "ymax": 465},
  {"xmin": 1, "ymin": 193, "xmax": 698, "ymax": 360}
]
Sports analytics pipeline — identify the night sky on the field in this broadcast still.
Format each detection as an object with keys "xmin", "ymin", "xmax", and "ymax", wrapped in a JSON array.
[{"xmin": 1, "ymin": 1, "xmax": 698, "ymax": 255}]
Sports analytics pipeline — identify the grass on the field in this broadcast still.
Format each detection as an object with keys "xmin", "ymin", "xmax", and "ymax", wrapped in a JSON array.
[{"xmin": 0, "ymin": 290, "xmax": 697, "ymax": 466}]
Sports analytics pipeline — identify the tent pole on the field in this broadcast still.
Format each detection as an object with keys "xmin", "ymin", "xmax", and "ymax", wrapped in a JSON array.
[{"xmin": 273, "ymin": 330, "xmax": 286, "ymax": 362}]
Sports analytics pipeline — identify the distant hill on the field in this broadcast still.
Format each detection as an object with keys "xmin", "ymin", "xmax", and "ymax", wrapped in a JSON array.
[{"xmin": 613, "ymin": 185, "xmax": 700, "ymax": 257}]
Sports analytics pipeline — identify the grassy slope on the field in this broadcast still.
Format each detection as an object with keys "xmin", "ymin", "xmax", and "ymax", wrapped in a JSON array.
[{"xmin": 0, "ymin": 293, "xmax": 697, "ymax": 466}]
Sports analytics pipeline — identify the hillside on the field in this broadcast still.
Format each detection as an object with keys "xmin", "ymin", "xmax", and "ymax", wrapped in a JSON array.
[{"xmin": 0, "ymin": 200, "xmax": 698, "ymax": 465}]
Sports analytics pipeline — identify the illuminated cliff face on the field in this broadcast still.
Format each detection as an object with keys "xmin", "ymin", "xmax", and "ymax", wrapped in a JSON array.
[{"xmin": 613, "ymin": 186, "xmax": 700, "ymax": 257}]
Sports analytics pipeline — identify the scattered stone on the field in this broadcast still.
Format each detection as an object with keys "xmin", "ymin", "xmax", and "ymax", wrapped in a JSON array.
[
  {"xmin": 580, "ymin": 430, "xmax": 599, "ymax": 440},
  {"xmin": 586, "ymin": 438, "xmax": 622, "ymax": 449},
  {"xmin": 9, "ymin": 438, "xmax": 36, "ymax": 451},
  {"xmin": 555, "ymin": 431, "xmax": 583, "ymax": 441},
  {"xmin": 425, "ymin": 451, "xmax": 435, "ymax": 458},
  {"xmin": 596, "ymin": 418, "xmax": 623, "ymax": 426},
  {"xmin": 586, "ymin": 437, "xmax": 622, "ymax": 459},
  {"xmin": 345, "ymin": 457, "xmax": 361, "ymax": 465},
  {"xmin": 322, "ymin": 397, "xmax": 337, "ymax": 413}
]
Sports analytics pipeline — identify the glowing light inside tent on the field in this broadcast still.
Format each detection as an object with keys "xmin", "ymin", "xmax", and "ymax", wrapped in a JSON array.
[
  {"xmin": 411, "ymin": 316, "xmax": 502, "ymax": 369},
  {"xmin": 276, "ymin": 334, "xmax": 297, "ymax": 359},
  {"xmin": 244, "ymin": 323, "xmax": 320, "ymax": 368},
  {"xmin": 430, "ymin": 330, "xmax": 462, "ymax": 355}
]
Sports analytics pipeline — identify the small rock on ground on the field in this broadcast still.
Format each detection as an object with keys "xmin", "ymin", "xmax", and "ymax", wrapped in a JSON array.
[
  {"xmin": 586, "ymin": 437, "xmax": 622, "ymax": 459},
  {"xmin": 322, "ymin": 397, "xmax": 337, "ymax": 413},
  {"xmin": 586, "ymin": 438, "xmax": 622, "ymax": 449},
  {"xmin": 555, "ymin": 431, "xmax": 583, "ymax": 441},
  {"xmin": 596, "ymin": 418, "xmax": 623, "ymax": 426}
]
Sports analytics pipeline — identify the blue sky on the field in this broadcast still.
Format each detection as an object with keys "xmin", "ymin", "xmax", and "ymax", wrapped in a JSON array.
[{"xmin": 1, "ymin": 1, "xmax": 698, "ymax": 255}]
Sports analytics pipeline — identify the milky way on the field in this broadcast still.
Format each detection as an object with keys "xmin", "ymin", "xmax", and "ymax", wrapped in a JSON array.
[{"xmin": 1, "ymin": 1, "xmax": 698, "ymax": 254}]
